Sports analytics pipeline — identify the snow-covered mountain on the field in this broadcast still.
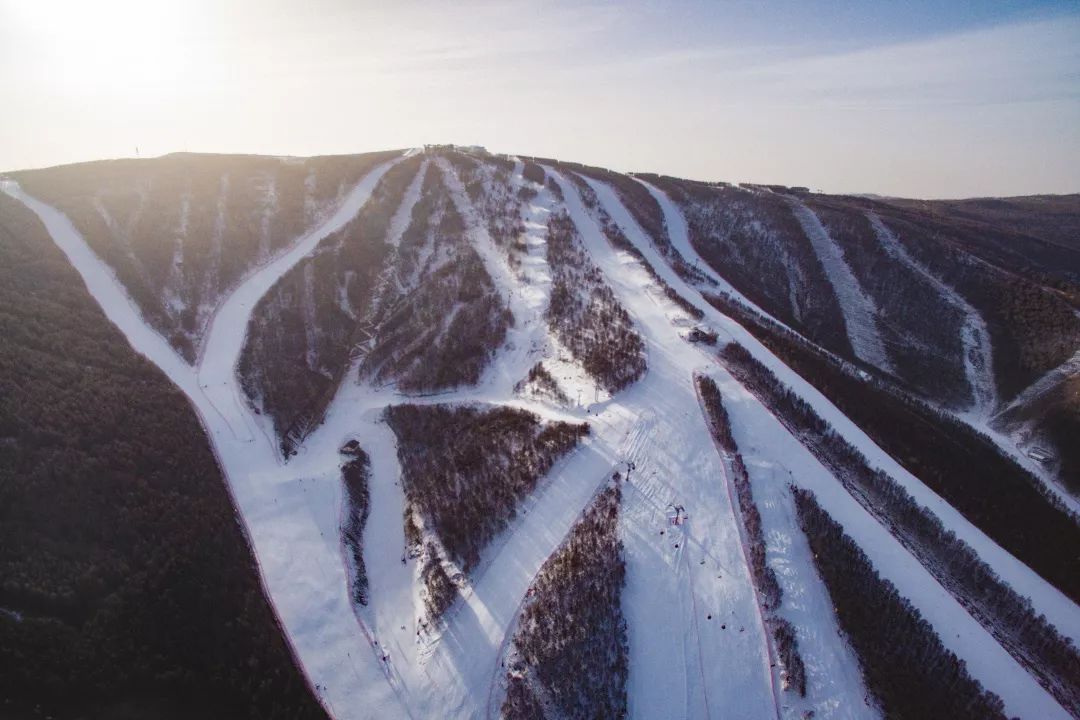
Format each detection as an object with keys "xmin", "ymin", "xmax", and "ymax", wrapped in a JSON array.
[{"xmin": 3, "ymin": 146, "xmax": 1079, "ymax": 720}]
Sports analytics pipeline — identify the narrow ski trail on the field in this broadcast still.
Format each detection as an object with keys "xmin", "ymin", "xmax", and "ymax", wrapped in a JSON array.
[
  {"xmin": 866, "ymin": 211, "xmax": 997, "ymax": 417},
  {"xmin": 787, "ymin": 199, "xmax": 893, "ymax": 373},
  {"xmin": 638, "ymin": 178, "xmax": 779, "ymax": 322}
]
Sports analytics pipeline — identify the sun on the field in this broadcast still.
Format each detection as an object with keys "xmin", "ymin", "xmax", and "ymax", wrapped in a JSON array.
[{"xmin": 6, "ymin": 0, "xmax": 202, "ymax": 95}]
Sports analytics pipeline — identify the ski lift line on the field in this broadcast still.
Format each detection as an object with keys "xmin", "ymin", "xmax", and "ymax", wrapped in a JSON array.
[
  {"xmin": 620, "ymin": 479, "xmax": 738, "ymax": 578},
  {"xmin": 693, "ymin": 375, "xmax": 785, "ymax": 720},
  {"xmin": 681, "ymin": 528, "xmax": 716, "ymax": 720},
  {"xmin": 665, "ymin": 526, "xmax": 700, "ymax": 720}
]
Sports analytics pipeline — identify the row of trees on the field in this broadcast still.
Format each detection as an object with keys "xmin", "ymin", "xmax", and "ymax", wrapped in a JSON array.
[
  {"xmin": 695, "ymin": 375, "xmax": 806, "ymax": 696},
  {"xmin": 514, "ymin": 362, "xmax": 571, "ymax": 405},
  {"xmin": 720, "ymin": 341, "xmax": 1080, "ymax": 714},
  {"xmin": 793, "ymin": 489, "xmax": 1007, "ymax": 719},
  {"xmin": 502, "ymin": 483, "xmax": 628, "ymax": 720},
  {"xmin": 341, "ymin": 450, "xmax": 372, "ymax": 607},
  {"xmin": 522, "ymin": 161, "xmax": 546, "ymax": 186}
]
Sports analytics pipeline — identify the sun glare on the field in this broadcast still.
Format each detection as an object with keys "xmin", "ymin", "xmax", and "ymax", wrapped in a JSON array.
[{"xmin": 9, "ymin": 0, "xmax": 202, "ymax": 95}]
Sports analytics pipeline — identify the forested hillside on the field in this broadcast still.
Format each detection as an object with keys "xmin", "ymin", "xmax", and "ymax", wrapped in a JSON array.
[
  {"xmin": 0, "ymin": 193, "xmax": 323, "ymax": 719},
  {"xmin": 642, "ymin": 175, "xmax": 854, "ymax": 359},
  {"xmin": 13, "ymin": 151, "xmax": 398, "ymax": 361}
]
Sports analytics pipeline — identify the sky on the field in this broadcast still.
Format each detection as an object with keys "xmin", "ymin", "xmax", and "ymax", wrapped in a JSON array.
[{"xmin": 1, "ymin": 0, "xmax": 1078, "ymax": 198}]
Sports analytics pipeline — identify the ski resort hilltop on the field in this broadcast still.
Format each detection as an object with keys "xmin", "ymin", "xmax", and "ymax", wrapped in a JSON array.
[{"xmin": 3, "ymin": 145, "xmax": 1079, "ymax": 720}]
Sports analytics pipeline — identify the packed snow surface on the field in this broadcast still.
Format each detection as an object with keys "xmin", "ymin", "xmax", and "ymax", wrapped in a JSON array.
[{"xmin": 5, "ymin": 149, "xmax": 1077, "ymax": 720}]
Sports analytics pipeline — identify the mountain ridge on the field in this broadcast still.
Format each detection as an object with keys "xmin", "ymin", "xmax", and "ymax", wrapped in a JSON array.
[{"xmin": 2, "ymin": 146, "xmax": 1078, "ymax": 720}]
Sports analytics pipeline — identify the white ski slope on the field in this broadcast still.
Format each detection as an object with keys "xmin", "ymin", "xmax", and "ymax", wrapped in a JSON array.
[
  {"xmin": 787, "ymin": 199, "xmax": 893, "ymax": 373},
  {"xmin": 720, "ymin": 424, "xmax": 878, "ymax": 720},
  {"xmin": 581, "ymin": 175, "xmax": 1075, "ymax": 719},
  {"xmin": 866, "ymin": 211, "xmax": 997, "ymax": 416}
]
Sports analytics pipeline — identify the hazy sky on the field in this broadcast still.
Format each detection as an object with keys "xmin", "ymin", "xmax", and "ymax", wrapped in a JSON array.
[{"xmin": 2, "ymin": 0, "xmax": 1078, "ymax": 198}]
